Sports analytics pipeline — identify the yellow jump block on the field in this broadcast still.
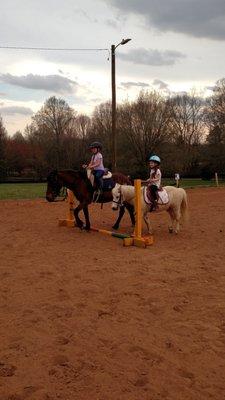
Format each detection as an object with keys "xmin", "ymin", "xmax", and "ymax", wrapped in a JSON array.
[{"xmin": 123, "ymin": 235, "xmax": 153, "ymax": 248}]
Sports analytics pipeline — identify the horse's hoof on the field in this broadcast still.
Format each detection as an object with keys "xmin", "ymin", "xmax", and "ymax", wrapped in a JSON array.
[
  {"xmin": 112, "ymin": 224, "xmax": 119, "ymax": 230},
  {"xmin": 168, "ymin": 227, "xmax": 173, "ymax": 233},
  {"xmin": 84, "ymin": 225, "xmax": 90, "ymax": 231}
]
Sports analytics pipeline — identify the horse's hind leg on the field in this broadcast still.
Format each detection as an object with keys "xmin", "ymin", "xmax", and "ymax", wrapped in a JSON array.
[
  {"xmin": 168, "ymin": 207, "xmax": 181, "ymax": 234},
  {"xmin": 174, "ymin": 208, "xmax": 181, "ymax": 234},
  {"xmin": 167, "ymin": 208, "xmax": 175, "ymax": 233}
]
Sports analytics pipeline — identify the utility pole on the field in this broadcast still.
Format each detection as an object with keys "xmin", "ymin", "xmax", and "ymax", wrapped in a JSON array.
[
  {"xmin": 111, "ymin": 44, "xmax": 116, "ymax": 172},
  {"xmin": 111, "ymin": 38, "xmax": 131, "ymax": 172}
]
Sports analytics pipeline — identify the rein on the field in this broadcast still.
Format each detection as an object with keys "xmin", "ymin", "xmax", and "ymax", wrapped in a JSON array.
[{"xmin": 53, "ymin": 186, "xmax": 67, "ymax": 202}]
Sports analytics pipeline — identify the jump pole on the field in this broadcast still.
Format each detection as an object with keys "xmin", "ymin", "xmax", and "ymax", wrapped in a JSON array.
[
  {"xmin": 58, "ymin": 184, "xmax": 153, "ymax": 247},
  {"xmin": 58, "ymin": 190, "xmax": 131, "ymax": 240},
  {"xmin": 123, "ymin": 179, "xmax": 154, "ymax": 248},
  {"xmin": 90, "ymin": 227, "xmax": 131, "ymax": 239}
]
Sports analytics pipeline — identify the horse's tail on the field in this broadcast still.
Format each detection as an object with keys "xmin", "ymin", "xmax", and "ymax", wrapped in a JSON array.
[{"xmin": 180, "ymin": 189, "xmax": 188, "ymax": 224}]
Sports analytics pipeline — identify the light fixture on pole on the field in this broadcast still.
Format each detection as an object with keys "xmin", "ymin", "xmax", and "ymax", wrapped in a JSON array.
[{"xmin": 111, "ymin": 38, "xmax": 131, "ymax": 172}]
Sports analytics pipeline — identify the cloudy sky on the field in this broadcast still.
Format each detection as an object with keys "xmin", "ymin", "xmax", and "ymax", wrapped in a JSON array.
[{"xmin": 0, "ymin": 0, "xmax": 224, "ymax": 135}]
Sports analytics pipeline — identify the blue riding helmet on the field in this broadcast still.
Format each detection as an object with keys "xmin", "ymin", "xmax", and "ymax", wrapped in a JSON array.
[
  {"xmin": 149, "ymin": 155, "xmax": 161, "ymax": 164},
  {"xmin": 89, "ymin": 141, "xmax": 102, "ymax": 150}
]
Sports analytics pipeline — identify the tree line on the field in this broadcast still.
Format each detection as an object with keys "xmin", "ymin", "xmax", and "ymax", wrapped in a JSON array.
[{"xmin": 0, "ymin": 78, "xmax": 225, "ymax": 181}]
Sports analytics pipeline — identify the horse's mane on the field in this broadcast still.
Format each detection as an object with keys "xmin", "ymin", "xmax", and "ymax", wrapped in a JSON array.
[
  {"xmin": 112, "ymin": 172, "xmax": 133, "ymax": 185},
  {"xmin": 63, "ymin": 169, "xmax": 93, "ymax": 192},
  {"xmin": 47, "ymin": 168, "xmax": 131, "ymax": 192}
]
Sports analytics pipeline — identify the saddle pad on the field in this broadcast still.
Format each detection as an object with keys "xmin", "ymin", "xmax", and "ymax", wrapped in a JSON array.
[
  {"xmin": 103, "ymin": 171, "xmax": 112, "ymax": 179},
  {"xmin": 102, "ymin": 177, "xmax": 115, "ymax": 191},
  {"xmin": 144, "ymin": 187, "xmax": 169, "ymax": 205}
]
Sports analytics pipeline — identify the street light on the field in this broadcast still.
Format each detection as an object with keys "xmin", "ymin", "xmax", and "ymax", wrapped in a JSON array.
[{"xmin": 111, "ymin": 38, "xmax": 131, "ymax": 171}]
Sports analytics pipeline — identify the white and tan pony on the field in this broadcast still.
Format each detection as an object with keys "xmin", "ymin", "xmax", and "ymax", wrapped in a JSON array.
[{"xmin": 112, "ymin": 184, "xmax": 188, "ymax": 234}]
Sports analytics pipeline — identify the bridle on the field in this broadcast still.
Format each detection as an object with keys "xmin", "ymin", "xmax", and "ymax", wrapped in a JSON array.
[
  {"xmin": 47, "ymin": 172, "xmax": 66, "ymax": 201},
  {"xmin": 112, "ymin": 191, "xmax": 123, "ymax": 207}
]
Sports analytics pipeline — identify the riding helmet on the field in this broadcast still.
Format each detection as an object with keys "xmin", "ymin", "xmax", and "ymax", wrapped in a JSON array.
[
  {"xmin": 149, "ymin": 155, "xmax": 161, "ymax": 164},
  {"xmin": 89, "ymin": 141, "xmax": 102, "ymax": 150}
]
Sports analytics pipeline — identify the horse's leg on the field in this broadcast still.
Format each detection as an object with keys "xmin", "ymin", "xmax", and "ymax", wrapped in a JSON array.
[
  {"xmin": 112, "ymin": 206, "xmax": 125, "ymax": 230},
  {"xmin": 173, "ymin": 208, "xmax": 181, "ymax": 234},
  {"xmin": 74, "ymin": 203, "xmax": 85, "ymax": 229},
  {"xmin": 167, "ymin": 208, "xmax": 175, "ymax": 233},
  {"xmin": 83, "ymin": 205, "xmax": 91, "ymax": 231},
  {"xmin": 143, "ymin": 211, "xmax": 153, "ymax": 234},
  {"xmin": 168, "ymin": 207, "xmax": 180, "ymax": 234},
  {"xmin": 125, "ymin": 203, "xmax": 135, "ymax": 226}
]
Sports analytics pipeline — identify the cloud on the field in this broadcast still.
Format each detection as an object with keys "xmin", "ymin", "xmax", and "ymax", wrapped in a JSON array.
[
  {"xmin": 205, "ymin": 86, "xmax": 216, "ymax": 91},
  {"xmin": 0, "ymin": 106, "xmax": 34, "ymax": 116},
  {"xmin": 105, "ymin": 0, "xmax": 225, "ymax": 40},
  {"xmin": 0, "ymin": 74, "xmax": 78, "ymax": 94},
  {"xmin": 152, "ymin": 79, "xmax": 169, "ymax": 90},
  {"xmin": 120, "ymin": 81, "xmax": 150, "ymax": 89},
  {"xmin": 105, "ymin": 19, "xmax": 118, "ymax": 28},
  {"xmin": 118, "ymin": 48, "xmax": 186, "ymax": 66}
]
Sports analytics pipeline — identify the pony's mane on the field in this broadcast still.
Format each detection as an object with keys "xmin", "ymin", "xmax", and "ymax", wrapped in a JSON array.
[{"xmin": 112, "ymin": 172, "xmax": 133, "ymax": 185}]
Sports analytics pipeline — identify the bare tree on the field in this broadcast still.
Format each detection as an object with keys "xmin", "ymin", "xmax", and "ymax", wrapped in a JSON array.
[
  {"xmin": 203, "ymin": 79, "xmax": 225, "ymax": 174},
  {"xmin": 118, "ymin": 91, "xmax": 171, "ymax": 167},
  {"xmin": 204, "ymin": 78, "xmax": 225, "ymax": 131},
  {"xmin": 168, "ymin": 92, "xmax": 205, "ymax": 174},
  {"xmin": 32, "ymin": 96, "xmax": 75, "ymax": 167},
  {"xmin": 0, "ymin": 115, "xmax": 8, "ymax": 179},
  {"xmin": 62, "ymin": 114, "xmax": 91, "ymax": 168}
]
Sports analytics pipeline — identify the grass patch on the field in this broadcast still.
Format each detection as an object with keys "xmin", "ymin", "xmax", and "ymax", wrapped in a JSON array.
[
  {"xmin": 0, "ymin": 183, "xmax": 46, "ymax": 200},
  {"xmin": 0, "ymin": 178, "xmax": 224, "ymax": 200},
  {"xmin": 162, "ymin": 178, "xmax": 223, "ymax": 188}
]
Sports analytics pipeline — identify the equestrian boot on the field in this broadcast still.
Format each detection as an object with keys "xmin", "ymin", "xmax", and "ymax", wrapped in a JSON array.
[{"xmin": 150, "ymin": 199, "xmax": 158, "ymax": 212}]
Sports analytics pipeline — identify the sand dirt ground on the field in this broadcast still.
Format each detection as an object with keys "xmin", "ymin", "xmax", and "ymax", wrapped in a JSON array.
[{"xmin": 0, "ymin": 187, "xmax": 225, "ymax": 400}]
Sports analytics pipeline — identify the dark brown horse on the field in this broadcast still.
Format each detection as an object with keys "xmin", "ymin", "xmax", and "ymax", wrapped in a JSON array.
[{"xmin": 46, "ymin": 169, "xmax": 135, "ymax": 231}]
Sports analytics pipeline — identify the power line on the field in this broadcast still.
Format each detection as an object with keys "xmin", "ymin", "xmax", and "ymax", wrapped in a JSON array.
[{"xmin": 0, "ymin": 45, "xmax": 109, "ymax": 51}]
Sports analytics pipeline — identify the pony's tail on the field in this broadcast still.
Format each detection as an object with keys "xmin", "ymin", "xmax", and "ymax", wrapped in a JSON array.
[{"xmin": 180, "ymin": 189, "xmax": 189, "ymax": 224}]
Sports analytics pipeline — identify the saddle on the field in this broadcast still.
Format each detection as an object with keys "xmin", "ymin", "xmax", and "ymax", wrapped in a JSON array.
[
  {"xmin": 87, "ymin": 168, "xmax": 115, "ymax": 192},
  {"xmin": 92, "ymin": 170, "xmax": 115, "ymax": 203},
  {"xmin": 144, "ymin": 187, "xmax": 169, "ymax": 206}
]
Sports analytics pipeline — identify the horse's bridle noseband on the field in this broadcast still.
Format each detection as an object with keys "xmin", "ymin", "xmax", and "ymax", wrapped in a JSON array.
[{"xmin": 112, "ymin": 192, "xmax": 123, "ymax": 207}]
